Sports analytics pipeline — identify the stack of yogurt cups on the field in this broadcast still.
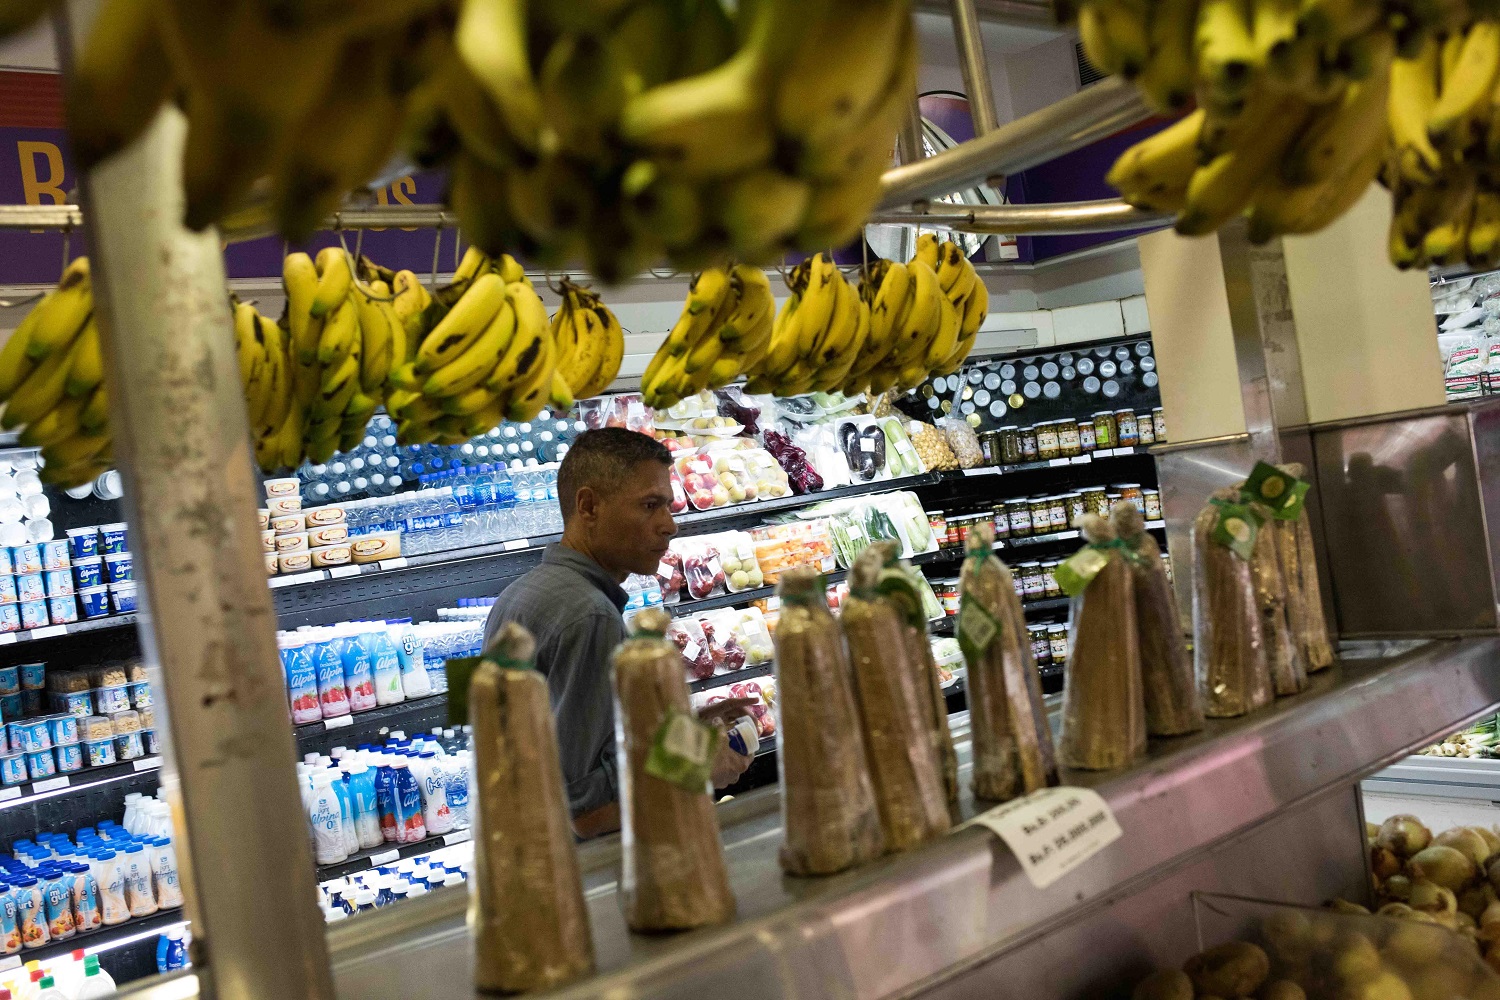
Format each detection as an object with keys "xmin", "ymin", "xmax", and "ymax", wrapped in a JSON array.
[{"xmin": 260, "ymin": 478, "xmax": 354, "ymax": 577}]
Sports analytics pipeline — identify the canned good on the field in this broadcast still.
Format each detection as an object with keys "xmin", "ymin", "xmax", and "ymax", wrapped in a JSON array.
[
  {"xmin": 1028, "ymin": 624, "xmax": 1052, "ymax": 667},
  {"xmin": 83, "ymin": 739, "xmax": 115, "ymax": 768},
  {"xmin": 1020, "ymin": 426, "xmax": 1039, "ymax": 462},
  {"xmin": 1019, "ymin": 562, "xmax": 1045, "ymax": 598},
  {"xmin": 1063, "ymin": 492, "xmax": 1086, "ymax": 527},
  {"xmin": 1058, "ymin": 420, "xmax": 1082, "ymax": 458},
  {"xmin": 1153, "ymin": 407, "xmax": 1167, "ymax": 443},
  {"xmin": 1077, "ymin": 420, "xmax": 1097, "ymax": 453},
  {"xmin": 1136, "ymin": 413, "xmax": 1156, "ymax": 445},
  {"xmin": 1143, "ymin": 489, "xmax": 1162, "ymax": 520},
  {"xmin": 999, "ymin": 426, "xmax": 1022, "ymax": 465},
  {"xmin": 1114, "ymin": 483, "xmax": 1145, "ymax": 514},
  {"xmin": 1006, "ymin": 499, "xmax": 1032, "ymax": 538},
  {"xmin": 1082, "ymin": 487, "xmax": 1110, "ymax": 517},
  {"xmin": 1035, "ymin": 422, "xmax": 1061, "ymax": 461},
  {"xmin": 1093, "ymin": 411, "xmax": 1116, "ymax": 449},
  {"xmin": 1115, "ymin": 410, "xmax": 1140, "ymax": 447},
  {"xmin": 989, "ymin": 505, "xmax": 1010, "ymax": 542},
  {"xmin": 1028, "ymin": 497, "xmax": 1052, "ymax": 534},
  {"xmin": 1042, "ymin": 561, "xmax": 1063, "ymax": 598},
  {"xmin": 1048, "ymin": 625, "xmax": 1069, "ymax": 665}
]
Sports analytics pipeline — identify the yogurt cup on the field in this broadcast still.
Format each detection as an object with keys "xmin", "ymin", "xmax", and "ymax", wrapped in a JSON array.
[
  {"xmin": 0, "ymin": 605, "xmax": 17, "ymax": 634},
  {"xmin": 103, "ymin": 553, "xmax": 131, "ymax": 583},
  {"xmin": 270, "ymin": 513, "xmax": 305, "ymax": 535},
  {"xmin": 0, "ymin": 667, "xmax": 18, "ymax": 697},
  {"xmin": 18, "ymin": 600, "xmax": 46, "ymax": 630},
  {"xmin": 256, "ymin": 509, "xmax": 271, "ymax": 531},
  {"xmin": 309, "ymin": 544, "xmax": 351, "ymax": 568},
  {"xmin": 76, "ymin": 587, "xmax": 108, "ymax": 620},
  {"xmin": 25, "ymin": 749, "xmax": 54, "ymax": 779},
  {"xmin": 350, "ymin": 532, "xmax": 401, "ymax": 564},
  {"xmin": 55, "ymin": 743, "xmax": 82, "ymax": 773},
  {"xmin": 0, "ymin": 694, "xmax": 21, "ymax": 720},
  {"xmin": 263, "ymin": 553, "xmax": 279, "ymax": 575},
  {"xmin": 273, "ymin": 533, "xmax": 308, "ymax": 554},
  {"xmin": 304, "ymin": 506, "xmax": 346, "ymax": 527},
  {"xmin": 307, "ymin": 523, "xmax": 349, "ymax": 547},
  {"xmin": 48, "ymin": 716, "xmax": 78, "ymax": 747},
  {"xmin": 18, "ymin": 664, "xmax": 42, "ymax": 693},
  {"xmin": 127, "ymin": 682, "xmax": 151, "ymax": 709},
  {"xmin": 40, "ymin": 540, "xmax": 68, "ymax": 572},
  {"xmin": 0, "ymin": 575, "xmax": 17, "ymax": 605},
  {"xmin": 141, "ymin": 729, "xmax": 159, "ymax": 756},
  {"xmin": 264, "ymin": 477, "xmax": 300, "ymax": 498},
  {"xmin": 0, "ymin": 754, "xmax": 25, "ymax": 786},
  {"xmin": 19, "ymin": 690, "xmax": 39, "ymax": 716},
  {"xmin": 83, "ymin": 739, "xmax": 114, "ymax": 767},
  {"xmin": 46, "ymin": 596, "xmax": 77, "ymax": 626},
  {"xmin": 266, "ymin": 494, "xmax": 302, "ymax": 516},
  {"xmin": 260, "ymin": 530, "xmax": 276, "ymax": 553},
  {"xmin": 10, "ymin": 544, "xmax": 41, "ymax": 575},
  {"xmin": 10, "ymin": 720, "xmax": 49, "ymax": 753},
  {"xmin": 65, "ymin": 528, "xmax": 97, "ymax": 561},
  {"xmin": 0, "ymin": 546, "xmax": 13, "ymax": 575},
  {"xmin": 278, "ymin": 552, "xmax": 312, "ymax": 574},
  {"xmin": 98, "ymin": 524, "xmax": 128, "ymax": 554},
  {"xmin": 15, "ymin": 574, "xmax": 42, "ymax": 604},
  {"xmin": 114, "ymin": 732, "xmax": 143, "ymax": 761},
  {"xmin": 43, "ymin": 570, "xmax": 72, "ymax": 598},
  {"xmin": 50, "ymin": 691, "xmax": 90, "ymax": 718},
  {"xmin": 71, "ymin": 558, "xmax": 101, "ymax": 589},
  {"xmin": 107, "ymin": 583, "xmax": 135, "ymax": 614},
  {"xmin": 93, "ymin": 685, "xmax": 128, "ymax": 716}
]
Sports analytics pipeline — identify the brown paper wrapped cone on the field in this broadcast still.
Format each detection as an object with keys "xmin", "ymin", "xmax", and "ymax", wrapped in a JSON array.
[
  {"xmin": 841, "ymin": 545, "xmax": 951, "ymax": 851},
  {"xmin": 1059, "ymin": 514, "xmax": 1146, "ymax": 770},
  {"xmin": 774, "ymin": 566, "xmax": 884, "ymax": 876},
  {"xmin": 902, "ymin": 618, "xmax": 962, "ymax": 825},
  {"xmin": 469, "ymin": 623, "xmax": 594, "ymax": 994},
  {"xmin": 614, "ymin": 607, "xmax": 735, "ymax": 932},
  {"xmin": 1245, "ymin": 497, "xmax": 1307, "ymax": 697},
  {"xmin": 1193, "ymin": 489, "xmax": 1273, "ymax": 718},
  {"xmin": 1277, "ymin": 462, "xmax": 1334, "ymax": 672},
  {"xmin": 960, "ymin": 521, "xmax": 1058, "ymax": 799},
  {"xmin": 1111, "ymin": 502, "xmax": 1202, "ymax": 736}
]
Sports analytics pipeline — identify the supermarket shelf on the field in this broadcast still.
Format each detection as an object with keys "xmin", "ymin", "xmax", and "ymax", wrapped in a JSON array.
[
  {"xmin": 1363, "ymin": 752, "xmax": 1500, "ymax": 801},
  {"xmin": 293, "ymin": 693, "xmax": 450, "ymax": 744},
  {"xmin": 931, "ymin": 596, "xmax": 1072, "ymax": 634},
  {"xmin": 947, "ymin": 445, "xmax": 1154, "ymax": 477},
  {"xmin": 316, "ymin": 828, "xmax": 472, "ymax": 882},
  {"xmin": 0, "ymin": 906, "xmax": 186, "ymax": 968},
  {"xmin": 0, "ymin": 755, "xmax": 161, "ymax": 810},
  {"xmin": 674, "ymin": 472, "xmax": 942, "ymax": 530},
  {"xmin": 0, "ymin": 613, "xmax": 139, "ymax": 648},
  {"xmin": 326, "ymin": 637, "xmax": 1500, "ymax": 1000},
  {"xmin": 689, "ymin": 662, "xmax": 775, "ymax": 694}
]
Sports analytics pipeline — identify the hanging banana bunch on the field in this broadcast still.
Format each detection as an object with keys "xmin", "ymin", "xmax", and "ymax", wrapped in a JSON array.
[
  {"xmin": 551, "ymin": 279, "xmax": 627, "ymax": 402},
  {"xmin": 640, "ymin": 265, "xmax": 778, "ymax": 408}
]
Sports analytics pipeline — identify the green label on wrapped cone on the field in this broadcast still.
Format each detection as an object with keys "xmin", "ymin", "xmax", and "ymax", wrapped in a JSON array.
[
  {"xmin": 646, "ymin": 707, "xmax": 719, "ymax": 793},
  {"xmin": 1055, "ymin": 547, "xmax": 1110, "ymax": 597},
  {"xmin": 1241, "ymin": 461, "xmax": 1310, "ymax": 520},
  {"xmin": 445, "ymin": 656, "xmax": 480, "ymax": 727},
  {"xmin": 957, "ymin": 593, "xmax": 1002, "ymax": 666},
  {"xmin": 1210, "ymin": 500, "xmax": 1261, "ymax": 560}
]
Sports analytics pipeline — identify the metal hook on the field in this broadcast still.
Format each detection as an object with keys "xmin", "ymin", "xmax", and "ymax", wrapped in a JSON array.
[
  {"xmin": 430, "ymin": 223, "xmax": 444, "ymax": 286},
  {"xmin": 336, "ymin": 228, "xmax": 394, "ymax": 302},
  {"xmin": 453, "ymin": 229, "xmax": 463, "ymax": 273}
]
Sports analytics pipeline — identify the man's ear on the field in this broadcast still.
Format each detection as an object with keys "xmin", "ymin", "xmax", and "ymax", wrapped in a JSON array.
[{"xmin": 574, "ymin": 486, "xmax": 597, "ymax": 521}]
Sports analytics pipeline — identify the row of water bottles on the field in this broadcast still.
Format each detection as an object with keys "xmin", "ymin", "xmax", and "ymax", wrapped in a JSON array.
[{"xmin": 301, "ymin": 734, "xmax": 473, "ymax": 866}]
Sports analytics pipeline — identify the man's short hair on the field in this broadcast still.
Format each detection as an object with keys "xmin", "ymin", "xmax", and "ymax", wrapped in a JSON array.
[{"xmin": 556, "ymin": 428, "xmax": 671, "ymax": 521}]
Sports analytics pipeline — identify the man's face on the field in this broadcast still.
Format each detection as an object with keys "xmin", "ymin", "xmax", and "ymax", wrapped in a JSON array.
[{"xmin": 577, "ymin": 460, "xmax": 678, "ymax": 579}]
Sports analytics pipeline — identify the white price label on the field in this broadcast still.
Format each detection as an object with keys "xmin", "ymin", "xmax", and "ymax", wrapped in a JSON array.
[
  {"xmin": 327, "ymin": 565, "xmax": 361, "ymax": 579},
  {"xmin": 31, "ymin": 625, "xmax": 67, "ymax": 638},
  {"xmin": 859, "ymin": 438, "xmax": 876, "ymax": 452},
  {"xmin": 968, "ymin": 786, "xmax": 1121, "ymax": 888},
  {"xmin": 1047, "ymin": 458, "xmax": 1071, "ymax": 468},
  {"xmin": 443, "ymin": 829, "xmax": 472, "ymax": 846},
  {"xmin": 378, "ymin": 557, "xmax": 409, "ymax": 571},
  {"xmin": 682, "ymin": 640, "xmax": 702, "ymax": 663},
  {"xmin": 370, "ymin": 849, "xmax": 400, "ymax": 866},
  {"xmin": 323, "ymin": 715, "xmax": 354, "ymax": 730},
  {"xmin": 962, "ymin": 467, "xmax": 998, "ymax": 477},
  {"xmin": 30, "ymin": 776, "xmax": 69, "ymax": 794},
  {"xmin": 848, "ymin": 525, "xmax": 864, "ymax": 541},
  {"xmin": 1069, "ymin": 455, "xmax": 1091, "ymax": 465},
  {"xmin": 503, "ymin": 538, "xmax": 530, "ymax": 551},
  {"xmin": 0, "ymin": 955, "xmax": 20, "ymax": 973},
  {"xmin": 133, "ymin": 756, "xmax": 162, "ymax": 772},
  {"xmin": 0, "ymin": 788, "xmax": 21, "ymax": 802},
  {"xmin": 0, "ymin": 634, "xmax": 15, "ymax": 645}
]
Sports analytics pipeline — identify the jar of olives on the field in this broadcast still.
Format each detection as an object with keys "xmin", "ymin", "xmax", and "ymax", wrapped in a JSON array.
[
  {"xmin": 1000, "ymin": 426, "xmax": 1022, "ymax": 465},
  {"xmin": 1006, "ymin": 498, "xmax": 1032, "ymax": 538},
  {"xmin": 1153, "ymin": 407, "xmax": 1167, "ymax": 443},
  {"xmin": 1020, "ymin": 425, "xmax": 1040, "ymax": 462},
  {"xmin": 1093, "ymin": 411, "xmax": 1116, "ymax": 449},
  {"xmin": 1136, "ymin": 413, "xmax": 1156, "ymax": 445},
  {"xmin": 1036, "ymin": 421, "xmax": 1061, "ymax": 461},
  {"xmin": 1058, "ymin": 420, "xmax": 1082, "ymax": 458},
  {"xmin": 1115, "ymin": 409, "xmax": 1140, "ymax": 447},
  {"xmin": 1077, "ymin": 419, "xmax": 1097, "ymax": 453}
]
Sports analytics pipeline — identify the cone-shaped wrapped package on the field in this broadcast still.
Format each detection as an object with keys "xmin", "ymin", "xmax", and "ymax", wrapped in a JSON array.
[
  {"xmin": 469, "ymin": 623, "xmax": 593, "ymax": 994},
  {"xmin": 774, "ymin": 566, "xmax": 884, "ymax": 875},
  {"xmin": 1058, "ymin": 514, "xmax": 1146, "ymax": 771},
  {"xmin": 1111, "ymin": 502, "xmax": 1202, "ymax": 736},
  {"xmin": 1276, "ymin": 462, "xmax": 1335, "ymax": 672},
  {"xmin": 1245, "ymin": 497, "xmax": 1307, "ymax": 697},
  {"xmin": 840, "ymin": 544, "xmax": 951, "ymax": 851},
  {"xmin": 959, "ymin": 522, "xmax": 1058, "ymax": 801},
  {"xmin": 1193, "ymin": 488, "xmax": 1273, "ymax": 718},
  {"xmin": 901, "ymin": 600, "xmax": 962, "ymax": 825},
  {"xmin": 613, "ymin": 607, "xmax": 735, "ymax": 931}
]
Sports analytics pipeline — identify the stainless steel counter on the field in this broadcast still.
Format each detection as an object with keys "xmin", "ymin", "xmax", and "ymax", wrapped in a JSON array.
[{"xmin": 117, "ymin": 638, "xmax": 1500, "ymax": 1000}]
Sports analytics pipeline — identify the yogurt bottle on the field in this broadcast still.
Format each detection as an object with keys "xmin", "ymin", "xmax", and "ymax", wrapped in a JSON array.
[
  {"xmin": 310, "ymin": 631, "xmax": 350, "ymax": 719},
  {"xmin": 337, "ymin": 626, "xmax": 377, "ymax": 713},
  {"xmin": 413, "ymin": 752, "xmax": 453, "ymax": 836},
  {"xmin": 121, "ymin": 841, "xmax": 156, "ymax": 917},
  {"xmin": 331, "ymin": 771, "xmax": 359, "ymax": 857},
  {"xmin": 39, "ymin": 869, "xmax": 73, "ymax": 940},
  {"xmin": 308, "ymin": 771, "xmax": 348, "ymax": 865},
  {"xmin": 345, "ymin": 764, "xmax": 383, "ymax": 851},
  {"xmin": 392, "ymin": 622, "xmax": 431, "ymax": 700},
  {"xmin": 373, "ymin": 756, "xmax": 398, "ymax": 843},
  {"xmin": 68, "ymin": 862, "xmax": 100, "ymax": 931},
  {"xmin": 148, "ymin": 837, "xmax": 182, "ymax": 909},
  {"xmin": 0, "ymin": 883, "xmax": 19, "ymax": 954},
  {"xmin": 367, "ymin": 626, "xmax": 405, "ymax": 707},
  {"xmin": 391, "ymin": 761, "xmax": 427, "ymax": 844},
  {"xmin": 280, "ymin": 638, "xmax": 321, "ymax": 725},
  {"xmin": 92, "ymin": 850, "xmax": 129, "ymax": 926},
  {"xmin": 10, "ymin": 877, "xmax": 46, "ymax": 948}
]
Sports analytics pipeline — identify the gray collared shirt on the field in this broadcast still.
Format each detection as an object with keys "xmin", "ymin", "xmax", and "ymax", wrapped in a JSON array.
[{"xmin": 483, "ymin": 543, "xmax": 627, "ymax": 818}]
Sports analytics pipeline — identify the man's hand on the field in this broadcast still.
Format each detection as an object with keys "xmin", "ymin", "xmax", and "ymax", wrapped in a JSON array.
[
  {"xmin": 697, "ymin": 697, "xmax": 756, "ymax": 726},
  {"xmin": 710, "ymin": 735, "xmax": 752, "ymax": 789}
]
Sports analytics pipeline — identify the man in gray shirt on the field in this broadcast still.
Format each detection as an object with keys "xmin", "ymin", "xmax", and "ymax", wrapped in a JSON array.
[{"xmin": 484, "ymin": 428, "xmax": 752, "ymax": 839}]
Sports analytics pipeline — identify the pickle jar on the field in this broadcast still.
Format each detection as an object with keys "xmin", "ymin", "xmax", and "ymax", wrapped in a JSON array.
[
  {"xmin": 1028, "ymin": 496, "xmax": 1053, "ymax": 534},
  {"xmin": 1092, "ymin": 411, "xmax": 1116, "ymax": 449},
  {"xmin": 978, "ymin": 430, "xmax": 1001, "ymax": 466},
  {"xmin": 1113, "ymin": 483, "xmax": 1144, "ymax": 514},
  {"xmin": 1020, "ymin": 425, "xmax": 1040, "ymax": 462},
  {"xmin": 1082, "ymin": 486, "xmax": 1109, "ymax": 517},
  {"xmin": 1047, "ymin": 495, "xmax": 1069, "ymax": 531},
  {"xmin": 1142, "ymin": 488, "xmax": 1162, "ymax": 520},
  {"xmin": 1047, "ymin": 624, "xmax": 1069, "ymax": 666},
  {"xmin": 1035, "ymin": 421, "xmax": 1061, "ymax": 461},
  {"xmin": 999, "ymin": 426, "xmax": 1022, "ymax": 465},
  {"xmin": 1152, "ymin": 407, "xmax": 1167, "ymax": 443},
  {"xmin": 989, "ymin": 504, "xmax": 1011, "ymax": 542},
  {"xmin": 1041, "ymin": 560, "xmax": 1063, "ymax": 598},
  {"xmin": 1019, "ymin": 562, "xmax": 1046, "ymax": 599},
  {"xmin": 1076, "ymin": 419, "xmax": 1097, "ymax": 454},
  {"xmin": 1063, "ymin": 492, "xmax": 1087, "ymax": 527},
  {"xmin": 1106, "ymin": 491, "xmax": 1123, "ymax": 512},
  {"xmin": 1005, "ymin": 498, "xmax": 1032, "ymax": 538},
  {"xmin": 952, "ymin": 514, "xmax": 972, "ymax": 549},
  {"xmin": 1136, "ymin": 413, "xmax": 1156, "ymax": 446},
  {"xmin": 1058, "ymin": 420, "xmax": 1082, "ymax": 458},
  {"xmin": 1115, "ymin": 409, "xmax": 1140, "ymax": 447},
  {"xmin": 927, "ymin": 511, "xmax": 948, "ymax": 549},
  {"xmin": 1029, "ymin": 624, "xmax": 1052, "ymax": 667}
]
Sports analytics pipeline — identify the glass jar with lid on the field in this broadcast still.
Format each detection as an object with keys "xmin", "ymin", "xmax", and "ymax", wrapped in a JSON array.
[
  {"xmin": 1082, "ymin": 487, "xmax": 1109, "ymax": 516},
  {"xmin": 989, "ymin": 504, "xmax": 1011, "ymax": 541},
  {"xmin": 1115, "ymin": 409, "xmax": 1140, "ymax": 447},
  {"xmin": 1020, "ymin": 425, "xmax": 1039, "ymax": 462},
  {"xmin": 1077, "ymin": 419, "xmax": 1097, "ymax": 454},
  {"xmin": 928, "ymin": 511, "xmax": 948, "ymax": 549},
  {"xmin": 1058, "ymin": 420, "xmax": 1082, "ymax": 458},
  {"xmin": 1047, "ymin": 625, "xmax": 1068, "ymax": 666},
  {"xmin": 1048, "ymin": 495, "xmax": 1069, "ymax": 531},
  {"xmin": 1093, "ymin": 411, "xmax": 1116, "ymax": 449},
  {"xmin": 1136, "ymin": 413, "xmax": 1156, "ymax": 445},
  {"xmin": 1113, "ymin": 483, "xmax": 1144, "ymax": 514},
  {"xmin": 1142, "ymin": 488, "xmax": 1162, "ymax": 520},
  {"xmin": 1028, "ymin": 496, "xmax": 1053, "ymax": 533},
  {"xmin": 979, "ymin": 430, "xmax": 1002, "ymax": 466},
  {"xmin": 1041, "ymin": 560, "xmax": 1063, "ymax": 597},
  {"xmin": 1161, "ymin": 552, "xmax": 1173, "ymax": 584},
  {"xmin": 1019, "ymin": 562, "xmax": 1045, "ymax": 598},
  {"xmin": 999, "ymin": 426, "xmax": 1022, "ymax": 465},
  {"xmin": 1035, "ymin": 421, "xmax": 1061, "ymax": 461},
  {"xmin": 1153, "ymin": 407, "xmax": 1167, "ymax": 443},
  {"xmin": 1006, "ymin": 498, "xmax": 1032, "ymax": 538},
  {"xmin": 1029, "ymin": 624, "xmax": 1052, "ymax": 667}
]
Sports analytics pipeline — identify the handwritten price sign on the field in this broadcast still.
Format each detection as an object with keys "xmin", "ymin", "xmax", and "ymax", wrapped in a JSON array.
[{"xmin": 969, "ymin": 786, "xmax": 1122, "ymax": 889}]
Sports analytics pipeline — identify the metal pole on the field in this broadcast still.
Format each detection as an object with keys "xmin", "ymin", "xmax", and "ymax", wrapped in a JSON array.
[
  {"xmin": 868, "ymin": 198, "xmax": 1172, "ymax": 234},
  {"xmin": 896, "ymin": 95, "xmax": 926, "ymax": 170},
  {"xmin": 951, "ymin": 0, "xmax": 1001, "ymax": 139},
  {"xmin": 917, "ymin": 0, "xmax": 1056, "ymax": 25},
  {"xmin": 56, "ymin": 6, "xmax": 337, "ymax": 1000},
  {"xmin": 878, "ymin": 76, "xmax": 1151, "ymax": 209}
]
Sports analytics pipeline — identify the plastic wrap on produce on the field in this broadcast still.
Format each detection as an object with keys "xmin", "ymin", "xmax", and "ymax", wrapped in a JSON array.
[
  {"xmin": 1058, "ymin": 514, "xmax": 1146, "ymax": 771},
  {"xmin": 840, "ymin": 545, "xmax": 951, "ymax": 851},
  {"xmin": 1277, "ymin": 463, "xmax": 1334, "ymax": 672},
  {"xmin": 773, "ymin": 567, "xmax": 884, "ymax": 875},
  {"xmin": 468, "ymin": 624, "xmax": 593, "ymax": 994},
  {"xmin": 1193, "ymin": 490, "xmax": 1273, "ymax": 718},
  {"xmin": 1246, "ymin": 500, "xmax": 1307, "ymax": 697},
  {"xmin": 942, "ymin": 416, "xmax": 984, "ymax": 468},
  {"xmin": 613, "ymin": 608, "xmax": 735, "ymax": 932},
  {"xmin": 959, "ymin": 523, "xmax": 1057, "ymax": 801},
  {"xmin": 1112, "ymin": 503, "xmax": 1202, "ymax": 737}
]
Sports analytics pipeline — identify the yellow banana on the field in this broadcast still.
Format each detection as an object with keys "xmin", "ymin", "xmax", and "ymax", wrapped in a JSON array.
[
  {"xmin": 3, "ymin": 335, "xmax": 78, "ymax": 429},
  {"xmin": 424, "ymin": 298, "xmax": 517, "ymax": 398},
  {"xmin": 355, "ymin": 289, "xmax": 393, "ymax": 394},
  {"xmin": 27, "ymin": 259, "xmax": 92, "ymax": 362},
  {"xmin": 891, "ymin": 260, "xmax": 942, "ymax": 364},
  {"xmin": 310, "ymin": 246, "xmax": 352, "ymax": 318},
  {"xmin": 0, "ymin": 298, "xmax": 43, "ymax": 401},
  {"xmin": 1391, "ymin": 39, "xmax": 1444, "ymax": 185},
  {"xmin": 317, "ymin": 298, "xmax": 360, "ymax": 367},
  {"xmin": 63, "ymin": 313, "xmax": 104, "ymax": 398},
  {"xmin": 579, "ymin": 302, "xmax": 625, "ymax": 398},
  {"xmin": 1196, "ymin": 0, "xmax": 1257, "ymax": 104},
  {"xmin": 80, "ymin": 385, "xmax": 109, "ymax": 432},
  {"xmin": 415, "ymin": 272, "xmax": 506, "ymax": 373},
  {"xmin": 19, "ymin": 396, "xmax": 86, "ymax": 448}
]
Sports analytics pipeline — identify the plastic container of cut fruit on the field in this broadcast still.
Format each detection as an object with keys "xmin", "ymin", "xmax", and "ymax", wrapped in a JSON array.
[
  {"xmin": 741, "ymin": 448, "xmax": 791, "ymax": 501},
  {"xmin": 678, "ymin": 538, "xmax": 726, "ymax": 600},
  {"xmin": 675, "ymin": 450, "xmax": 756, "ymax": 510}
]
